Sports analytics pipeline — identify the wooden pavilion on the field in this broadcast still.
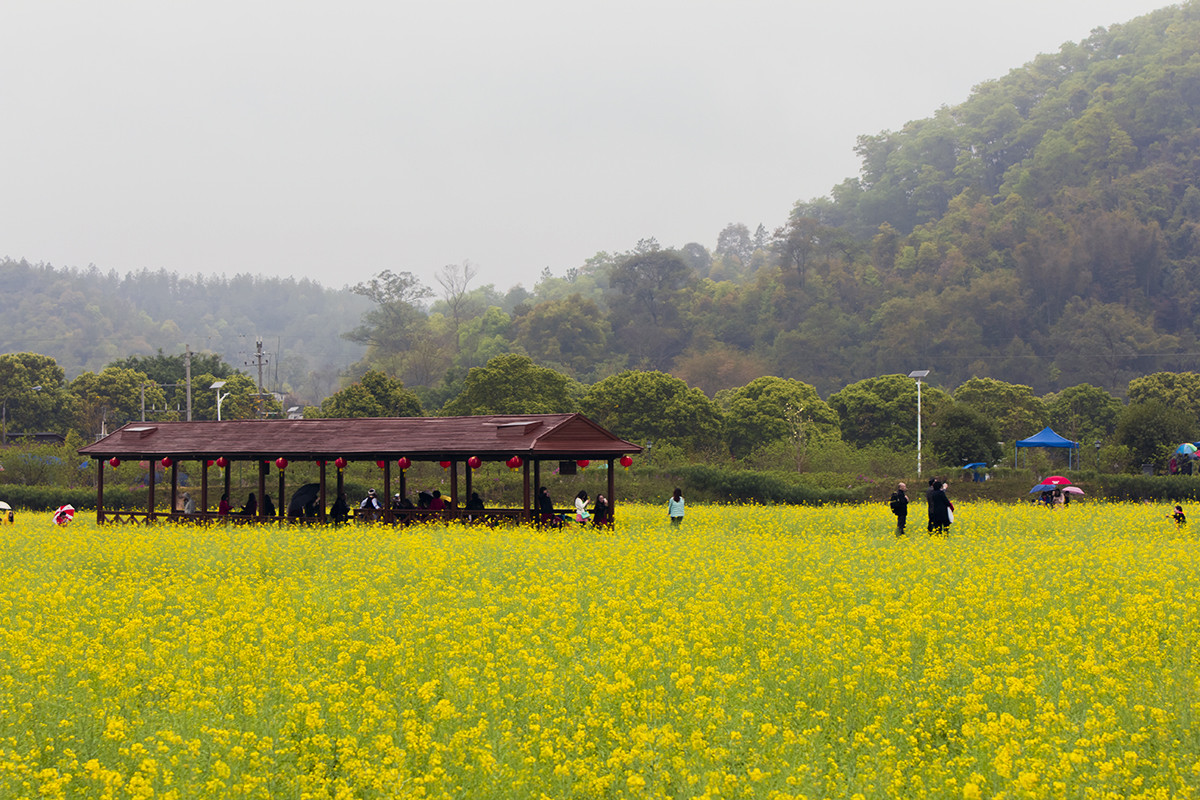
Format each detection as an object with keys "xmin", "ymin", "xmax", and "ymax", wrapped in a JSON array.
[{"xmin": 78, "ymin": 414, "xmax": 642, "ymax": 525}]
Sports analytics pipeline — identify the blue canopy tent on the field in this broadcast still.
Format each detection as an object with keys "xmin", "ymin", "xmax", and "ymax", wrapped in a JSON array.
[{"xmin": 1015, "ymin": 427, "xmax": 1081, "ymax": 469}]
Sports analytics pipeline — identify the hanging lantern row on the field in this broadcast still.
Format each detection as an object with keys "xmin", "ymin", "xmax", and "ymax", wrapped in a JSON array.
[{"xmin": 119, "ymin": 453, "xmax": 633, "ymax": 475}]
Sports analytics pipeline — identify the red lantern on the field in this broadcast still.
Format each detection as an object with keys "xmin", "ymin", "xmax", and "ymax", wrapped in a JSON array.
[
  {"xmin": 335, "ymin": 457, "xmax": 347, "ymax": 470},
  {"xmin": 439, "ymin": 460, "xmax": 451, "ymax": 470},
  {"xmin": 577, "ymin": 459, "xmax": 590, "ymax": 469},
  {"xmin": 467, "ymin": 456, "xmax": 481, "ymax": 470},
  {"xmin": 206, "ymin": 460, "xmax": 214, "ymax": 467},
  {"xmin": 108, "ymin": 457, "xmax": 121, "ymax": 468},
  {"xmin": 397, "ymin": 457, "xmax": 411, "ymax": 471},
  {"xmin": 275, "ymin": 457, "xmax": 288, "ymax": 470},
  {"xmin": 161, "ymin": 457, "xmax": 173, "ymax": 468},
  {"xmin": 507, "ymin": 456, "xmax": 522, "ymax": 471},
  {"xmin": 620, "ymin": 455, "xmax": 633, "ymax": 471},
  {"xmin": 216, "ymin": 456, "xmax": 228, "ymax": 469},
  {"xmin": 376, "ymin": 460, "xmax": 385, "ymax": 469}
]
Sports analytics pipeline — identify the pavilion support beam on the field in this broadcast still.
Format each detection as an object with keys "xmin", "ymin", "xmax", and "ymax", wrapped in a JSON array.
[
  {"xmin": 278, "ymin": 467, "xmax": 285, "ymax": 523},
  {"xmin": 522, "ymin": 459, "xmax": 531, "ymax": 521},
  {"xmin": 201, "ymin": 460, "xmax": 209, "ymax": 518},
  {"xmin": 608, "ymin": 458, "xmax": 615, "ymax": 520},
  {"xmin": 383, "ymin": 459, "xmax": 392, "ymax": 522},
  {"xmin": 258, "ymin": 460, "xmax": 267, "ymax": 520},
  {"xmin": 170, "ymin": 461, "xmax": 179, "ymax": 516},
  {"xmin": 148, "ymin": 462, "xmax": 156, "ymax": 522},
  {"xmin": 451, "ymin": 460, "xmax": 459, "ymax": 509},
  {"xmin": 319, "ymin": 461, "xmax": 327, "ymax": 522},
  {"xmin": 465, "ymin": 462, "xmax": 473, "ymax": 506},
  {"xmin": 97, "ymin": 459, "xmax": 105, "ymax": 524},
  {"xmin": 223, "ymin": 462, "xmax": 231, "ymax": 508}
]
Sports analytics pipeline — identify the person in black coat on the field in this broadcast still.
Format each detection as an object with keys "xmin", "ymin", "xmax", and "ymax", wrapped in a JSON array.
[
  {"xmin": 889, "ymin": 482, "xmax": 909, "ymax": 536},
  {"xmin": 330, "ymin": 492, "xmax": 350, "ymax": 523},
  {"xmin": 927, "ymin": 479, "xmax": 952, "ymax": 535}
]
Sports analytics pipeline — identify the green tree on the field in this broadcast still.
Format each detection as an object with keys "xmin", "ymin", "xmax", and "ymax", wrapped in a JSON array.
[
  {"xmin": 441, "ymin": 354, "xmax": 580, "ymax": 416},
  {"xmin": 345, "ymin": 270, "xmax": 434, "ymax": 369},
  {"xmin": 718, "ymin": 376, "xmax": 840, "ymax": 458},
  {"xmin": 513, "ymin": 296, "xmax": 611, "ymax": 378},
  {"xmin": 106, "ymin": 349, "xmax": 236, "ymax": 384},
  {"xmin": 0, "ymin": 353, "xmax": 75, "ymax": 439},
  {"xmin": 607, "ymin": 247, "xmax": 695, "ymax": 369},
  {"xmin": 1115, "ymin": 400, "xmax": 1197, "ymax": 470},
  {"xmin": 580, "ymin": 370, "xmax": 722, "ymax": 454},
  {"xmin": 1126, "ymin": 372, "xmax": 1200, "ymax": 421},
  {"xmin": 929, "ymin": 405, "xmax": 1003, "ymax": 467},
  {"xmin": 1044, "ymin": 383, "xmax": 1123, "ymax": 444},
  {"xmin": 69, "ymin": 367, "xmax": 167, "ymax": 438},
  {"xmin": 829, "ymin": 374, "xmax": 952, "ymax": 450},
  {"xmin": 315, "ymin": 370, "xmax": 423, "ymax": 418},
  {"xmin": 952, "ymin": 377, "xmax": 1048, "ymax": 443}
]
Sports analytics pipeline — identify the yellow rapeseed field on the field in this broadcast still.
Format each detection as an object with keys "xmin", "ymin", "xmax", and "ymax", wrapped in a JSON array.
[{"xmin": 0, "ymin": 501, "xmax": 1197, "ymax": 799}]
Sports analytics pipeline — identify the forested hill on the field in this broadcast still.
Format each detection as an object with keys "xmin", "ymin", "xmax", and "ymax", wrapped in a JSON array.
[
  {"xmin": 773, "ymin": 1, "xmax": 1200, "ymax": 393},
  {"xmin": 339, "ymin": 2, "xmax": 1200, "ymax": 402},
  {"xmin": 0, "ymin": 259, "xmax": 369, "ymax": 402}
]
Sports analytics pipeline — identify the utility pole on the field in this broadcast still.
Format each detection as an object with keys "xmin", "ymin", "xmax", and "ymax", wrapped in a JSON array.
[
  {"xmin": 185, "ymin": 344, "xmax": 193, "ymax": 422},
  {"xmin": 246, "ymin": 338, "xmax": 269, "ymax": 419}
]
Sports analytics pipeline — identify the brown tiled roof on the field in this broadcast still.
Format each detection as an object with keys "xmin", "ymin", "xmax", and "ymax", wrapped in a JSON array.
[{"xmin": 78, "ymin": 414, "xmax": 643, "ymax": 462}]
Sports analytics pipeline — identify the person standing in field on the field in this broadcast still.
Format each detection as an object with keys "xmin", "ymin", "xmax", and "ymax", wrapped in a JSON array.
[
  {"xmin": 668, "ymin": 487, "xmax": 685, "ymax": 526},
  {"xmin": 889, "ymin": 482, "xmax": 908, "ymax": 536},
  {"xmin": 927, "ymin": 479, "xmax": 952, "ymax": 535}
]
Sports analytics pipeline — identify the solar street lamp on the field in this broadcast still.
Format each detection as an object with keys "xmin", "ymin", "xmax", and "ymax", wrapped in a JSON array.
[
  {"xmin": 210, "ymin": 381, "xmax": 229, "ymax": 421},
  {"xmin": 908, "ymin": 370, "xmax": 930, "ymax": 476}
]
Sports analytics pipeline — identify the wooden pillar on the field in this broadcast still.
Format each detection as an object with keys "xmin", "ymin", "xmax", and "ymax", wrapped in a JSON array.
[
  {"xmin": 96, "ymin": 459, "xmax": 105, "ymax": 524},
  {"xmin": 383, "ymin": 459, "xmax": 392, "ymax": 523},
  {"xmin": 257, "ymin": 460, "xmax": 267, "ymax": 519},
  {"xmin": 148, "ymin": 461, "xmax": 156, "ymax": 522},
  {"xmin": 336, "ymin": 467, "xmax": 344, "ymax": 508},
  {"xmin": 277, "ymin": 466, "xmax": 285, "ymax": 523},
  {"xmin": 522, "ymin": 458, "xmax": 531, "ymax": 521},
  {"xmin": 399, "ymin": 468, "xmax": 407, "ymax": 503},
  {"xmin": 318, "ymin": 461, "xmax": 327, "ymax": 522},
  {"xmin": 223, "ymin": 462, "xmax": 231, "ymax": 506},
  {"xmin": 465, "ymin": 461, "xmax": 473, "ymax": 505},
  {"xmin": 201, "ymin": 459, "xmax": 209, "ymax": 518},
  {"xmin": 450, "ymin": 460, "xmax": 459, "ymax": 509},
  {"xmin": 170, "ymin": 460, "xmax": 179, "ymax": 515},
  {"xmin": 607, "ymin": 458, "xmax": 615, "ymax": 521}
]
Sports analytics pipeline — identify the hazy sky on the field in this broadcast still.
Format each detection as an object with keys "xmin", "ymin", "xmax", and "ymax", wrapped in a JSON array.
[{"xmin": 0, "ymin": 0, "xmax": 1173, "ymax": 295}]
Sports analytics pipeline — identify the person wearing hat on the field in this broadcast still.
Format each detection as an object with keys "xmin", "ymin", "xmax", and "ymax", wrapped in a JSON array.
[{"xmin": 359, "ymin": 488, "xmax": 382, "ymax": 521}]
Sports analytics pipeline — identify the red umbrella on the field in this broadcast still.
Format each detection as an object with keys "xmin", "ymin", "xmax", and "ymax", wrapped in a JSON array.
[
  {"xmin": 1043, "ymin": 475, "xmax": 1072, "ymax": 485},
  {"xmin": 53, "ymin": 504, "xmax": 75, "ymax": 525}
]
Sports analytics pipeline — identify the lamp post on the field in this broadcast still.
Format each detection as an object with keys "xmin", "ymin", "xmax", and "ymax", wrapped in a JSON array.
[
  {"xmin": 1, "ymin": 385, "xmax": 42, "ymax": 446},
  {"xmin": 908, "ymin": 370, "xmax": 930, "ymax": 476},
  {"xmin": 211, "ymin": 381, "xmax": 230, "ymax": 422}
]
